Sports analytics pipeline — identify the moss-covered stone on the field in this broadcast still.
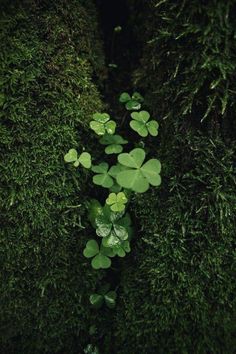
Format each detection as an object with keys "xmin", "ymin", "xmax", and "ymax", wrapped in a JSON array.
[
  {"xmin": 110, "ymin": 1, "xmax": 236, "ymax": 353},
  {"xmin": 0, "ymin": 1, "xmax": 105, "ymax": 353}
]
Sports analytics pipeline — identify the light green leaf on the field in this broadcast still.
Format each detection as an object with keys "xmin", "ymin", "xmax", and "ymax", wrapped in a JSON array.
[
  {"xmin": 99, "ymin": 134, "xmax": 128, "ymax": 145},
  {"xmin": 78, "ymin": 152, "xmax": 91, "ymax": 169},
  {"xmin": 125, "ymin": 100, "xmax": 141, "ymax": 110},
  {"xmin": 92, "ymin": 163, "xmax": 114, "ymax": 188},
  {"xmin": 119, "ymin": 92, "xmax": 131, "ymax": 103},
  {"xmin": 92, "ymin": 253, "xmax": 111, "ymax": 269},
  {"xmin": 83, "ymin": 240, "xmax": 99, "ymax": 258},
  {"xmin": 131, "ymin": 111, "xmax": 150, "ymax": 123},
  {"xmin": 105, "ymin": 120, "xmax": 116, "ymax": 135},
  {"xmin": 93, "ymin": 174, "xmax": 114, "ymax": 188},
  {"xmin": 130, "ymin": 120, "xmax": 148, "ymax": 137},
  {"xmin": 146, "ymin": 120, "xmax": 159, "ymax": 136},
  {"xmin": 141, "ymin": 159, "xmax": 161, "ymax": 186},
  {"xmin": 116, "ymin": 169, "xmax": 149, "ymax": 193},
  {"xmin": 105, "ymin": 144, "xmax": 123, "ymax": 154},
  {"xmin": 118, "ymin": 148, "xmax": 146, "ymax": 168},
  {"xmin": 64, "ymin": 148, "xmax": 78, "ymax": 163},
  {"xmin": 92, "ymin": 112, "xmax": 110, "ymax": 123},
  {"xmin": 90, "ymin": 121, "xmax": 106, "ymax": 135}
]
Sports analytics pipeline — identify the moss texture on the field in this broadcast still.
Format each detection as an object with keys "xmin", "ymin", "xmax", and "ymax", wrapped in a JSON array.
[
  {"xmin": 110, "ymin": 1, "xmax": 236, "ymax": 353},
  {"xmin": 0, "ymin": 1, "xmax": 105, "ymax": 353}
]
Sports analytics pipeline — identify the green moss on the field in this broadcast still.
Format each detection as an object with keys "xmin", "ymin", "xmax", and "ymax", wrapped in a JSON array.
[
  {"xmin": 112, "ymin": 134, "xmax": 236, "ymax": 354},
  {"xmin": 110, "ymin": 1, "xmax": 236, "ymax": 353},
  {"xmin": 0, "ymin": 1, "xmax": 105, "ymax": 353}
]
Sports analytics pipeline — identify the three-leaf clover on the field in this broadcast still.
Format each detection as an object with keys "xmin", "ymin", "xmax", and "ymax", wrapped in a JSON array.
[
  {"xmin": 99, "ymin": 134, "xmax": 128, "ymax": 154},
  {"xmin": 83, "ymin": 239, "xmax": 114, "ymax": 270},
  {"xmin": 130, "ymin": 111, "xmax": 159, "ymax": 137},
  {"xmin": 95, "ymin": 206, "xmax": 129, "ymax": 247},
  {"xmin": 64, "ymin": 149, "xmax": 91, "ymax": 168},
  {"xmin": 90, "ymin": 113, "xmax": 116, "ymax": 136},
  {"xmin": 116, "ymin": 148, "xmax": 161, "ymax": 193},
  {"xmin": 112, "ymin": 240, "xmax": 131, "ymax": 257},
  {"xmin": 92, "ymin": 163, "xmax": 114, "ymax": 188},
  {"xmin": 106, "ymin": 192, "xmax": 128, "ymax": 212},
  {"xmin": 89, "ymin": 284, "xmax": 117, "ymax": 309},
  {"xmin": 119, "ymin": 91, "xmax": 144, "ymax": 111}
]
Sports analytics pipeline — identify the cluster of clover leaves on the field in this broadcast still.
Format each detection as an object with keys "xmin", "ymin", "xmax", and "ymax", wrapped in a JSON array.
[{"xmin": 64, "ymin": 92, "xmax": 161, "ymax": 311}]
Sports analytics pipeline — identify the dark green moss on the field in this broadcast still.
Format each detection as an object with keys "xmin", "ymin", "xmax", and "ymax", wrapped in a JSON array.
[
  {"xmin": 112, "ymin": 134, "xmax": 236, "ymax": 354},
  {"xmin": 109, "ymin": 1, "xmax": 236, "ymax": 353},
  {"xmin": 0, "ymin": 1, "xmax": 105, "ymax": 353}
]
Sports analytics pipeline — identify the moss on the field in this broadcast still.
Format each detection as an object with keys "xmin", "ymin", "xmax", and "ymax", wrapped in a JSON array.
[
  {"xmin": 109, "ymin": 1, "xmax": 236, "ymax": 353},
  {"xmin": 0, "ymin": 1, "xmax": 105, "ymax": 353},
  {"xmin": 112, "ymin": 134, "xmax": 236, "ymax": 354}
]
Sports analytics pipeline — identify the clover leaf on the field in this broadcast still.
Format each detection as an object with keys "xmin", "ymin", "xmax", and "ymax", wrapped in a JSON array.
[
  {"xmin": 106, "ymin": 192, "xmax": 128, "ymax": 212},
  {"xmin": 92, "ymin": 163, "xmax": 114, "ymax": 188},
  {"xmin": 116, "ymin": 148, "xmax": 161, "ymax": 193},
  {"xmin": 90, "ymin": 113, "xmax": 116, "ymax": 136},
  {"xmin": 112, "ymin": 240, "xmax": 131, "ymax": 257},
  {"xmin": 99, "ymin": 134, "xmax": 128, "ymax": 155},
  {"xmin": 64, "ymin": 149, "xmax": 91, "ymax": 168},
  {"xmin": 89, "ymin": 286, "xmax": 117, "ymax": 309},
  {"xmin": 130, "ymin": 111, "xmax": 159, "ymax": 137},
  {"xmin": 95, "ymin": 206, "xmax": 129, "ymax": 247},
  {"xmin": 119, "ymin": 91, "xmax": 144, "ymax": 111},
  {"xmin": 83, "ymin": 239, "xmax": 114, "ymax": 270}
]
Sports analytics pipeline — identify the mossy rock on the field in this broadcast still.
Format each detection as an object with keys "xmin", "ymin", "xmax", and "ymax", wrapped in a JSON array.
[{"xmin": 0, "ymin": 1, "xmax": 105, "ymax": 353}]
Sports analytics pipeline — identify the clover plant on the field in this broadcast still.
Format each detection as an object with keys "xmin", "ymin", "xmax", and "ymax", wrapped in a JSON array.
[
  {"xmin": 119, "ymin": 91, "xmax": 144, "ymax": 110},
  {"xmin": 64, "ymin": 91, "xmax": 161, "ymax": 313},
  {"xmin": 130, "ymin": 110, "xmax": 159, "ymax": 137},
  {"xmin": 89, "ymin": 284, "xmax": 117, "ymax": 309}
]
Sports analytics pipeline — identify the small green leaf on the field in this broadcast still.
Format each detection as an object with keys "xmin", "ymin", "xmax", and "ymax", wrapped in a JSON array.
[
  {"xmin": 99, "ymin": 134, "xmax": 128, "ymax": 145},
  {"xmin": 89, "ymin": 294, "xmax": 104, "ymax": 309},
  {"xmin": 132, "ymin": 92, "xmax": 144, "ymax": 102},
  {"xmin": 104, "ymin": 291, "xmax": 117, "ymax": 309},
  {"xmin": 146, "ymin": 120, "xmax": 159, "ymax": 136},
  {"xmin": 92, "ymin": 253, "xmax": 111, "ymax": 269},
  {"xmin": 130, "ymin": 120, "xmax": 148, "ymax": 137},
  {"xmin": 90, "ymin": 121, "xmax": 106, "ymax": 135},
  {"xmin": 119, "ymin": 92, "xmax": 131, "ymax": 103},
  {"xmin": 105, "ymin": 144, "xmax": 123, "ymax": 154},
  {"xmin": 106, "ymin": 192, "xmax": 128, "ymax": 212},
  {"xmin": 83, "ymin": 240, "xmax": 99, "ymax": 258},
  {"xmin": 131, "ymin": 111, "xmax": 150, "ymax": 123},
  {"xmin": 118, "ymin": 148, "xmax": 146, "ymax": 168},
  {"xmin": 92, "ymin": 163, "xmax": 114, "ymax": 188},
  {"xmin": 64, "ymin": 148, "xmax": 78, "ymax": 163},
  {"xmin": 125, "ymin": 100, "xmax": 141, "ymax": 110},
  {"xmin": 105, "ymin": 120, "xmax": 116, "ymax": 135},
  {"xmin": 92, "ymin": 113, "xmax": 110, "ymax": 123},
  {"xmin": 78, "ymin": 152, "xmax": 91, "ymax": 169}
]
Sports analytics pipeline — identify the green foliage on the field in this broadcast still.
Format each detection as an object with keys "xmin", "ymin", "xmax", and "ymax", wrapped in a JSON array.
[
  {"xmin": 83, "ymin": 240, "xmax": 114, "ymax": 269},
  {"xmin": 106, "ymin": 192, "xmax": 128, "ymax": 212},
  {"xmin": 64, "ymin": 149, "xmax": 92, "ymax": 168},
  {"xmin": 92, "ymin": 163, "xmax": 114, "ymax": 188},
  {"xmin": 119, "ymin": 91, "xmax": 144, "ymax": 110},
  {"xmin": 130, "ymin": 111, "xmax": 159, "ymax": 137},
  {"xmin": 99, "ymin": 134, "xmax": 128, "ymax": 155},
  {"xmin": 90, "ymin": 113, "xmax": 116, "ymax": 135},
  {"xmin": 89, "ymin": 284, "xmax": 117, "ymax": 309},
  {"xmin": 117, "ymin": 148, "xmax": 161, "ymax": 193}
]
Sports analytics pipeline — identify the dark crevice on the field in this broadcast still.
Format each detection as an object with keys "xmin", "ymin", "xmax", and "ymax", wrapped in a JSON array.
[{"xmin": 95, "ymin": 0, "xmax": 141, "ymax": 107}]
